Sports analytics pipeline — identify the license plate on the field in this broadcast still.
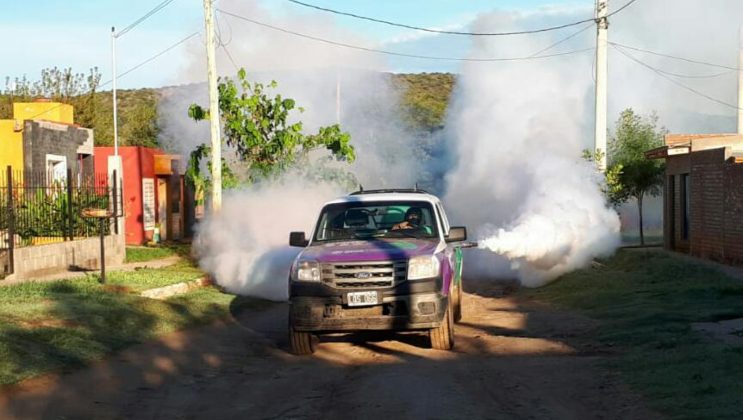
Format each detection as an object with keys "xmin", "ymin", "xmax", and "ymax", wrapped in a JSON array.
[{"xmin": 347, "ymin": 291, "xmax": 378, "ymax": 307}]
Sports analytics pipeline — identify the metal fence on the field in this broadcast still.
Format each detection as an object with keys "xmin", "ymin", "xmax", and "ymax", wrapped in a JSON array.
[{"xmin": 0, "ymin": 166, "xmax": 122, "ymax": 276}]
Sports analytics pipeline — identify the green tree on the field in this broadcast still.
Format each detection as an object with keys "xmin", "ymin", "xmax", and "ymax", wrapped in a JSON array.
[
  {"xmin": 609, "ymin": 108, "xmax": 667, "ymax": 245},
  {"xmin": 120, "ymin": 101, "xmax": 159, "ymax": 147},
  {"xmin": 186, "ymin": 68, "xmax": 356, "ymax": 199},
  {"xmin": 2, "ymin": 68, "xmax": 161, "ymax": 148},
  {"xmin": 582, "ymin": 148, "xmax": 624, "ymax": 207}
]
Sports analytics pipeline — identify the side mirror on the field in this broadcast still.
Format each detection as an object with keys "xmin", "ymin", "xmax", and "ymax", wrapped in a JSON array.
[
  {"xmin": 445, "ymin": 226, "xmax": 467, "ymax": 243},
  {"xmin": 289, "ymin": 231, "xmax": 309, "ymax": 247}
]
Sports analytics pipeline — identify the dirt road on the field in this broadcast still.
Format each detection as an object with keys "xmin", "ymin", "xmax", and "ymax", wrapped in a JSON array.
[{"xmin": 0, "ymin": 281, "xmax": 659, "ymax": 419}]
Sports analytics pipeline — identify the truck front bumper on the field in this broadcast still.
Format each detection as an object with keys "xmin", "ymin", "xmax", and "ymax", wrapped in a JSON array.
[{"xmin": 290, "ymin": 287, "xmax": 447, "ymax": 332}]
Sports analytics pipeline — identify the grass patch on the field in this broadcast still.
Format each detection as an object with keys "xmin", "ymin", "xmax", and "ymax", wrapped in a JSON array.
[
  {"xmin": 104, "ymin": 260, "xmax": 204, "ymax": 292},
  {"xmin": 125, "ymin": 243, "xmax": 190, "ymax": 263},
  {"xmin": 0, "ymin": 273, "xmax": 239, "ymax": 386},
  {"xmin": 525, "ymin": 249, "xmax": 743, "ymax": 419},
  {"xmin": 621, "ymin": 229, "xmax": 663, "ymax": 246}
]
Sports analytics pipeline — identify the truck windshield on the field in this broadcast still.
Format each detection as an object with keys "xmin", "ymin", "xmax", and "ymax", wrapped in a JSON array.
[{"xmin": 313, "ymin": 201, "xmax": 439, "ymax": 242}]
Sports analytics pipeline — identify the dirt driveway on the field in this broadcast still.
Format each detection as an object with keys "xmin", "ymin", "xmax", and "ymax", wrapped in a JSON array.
[{"xmin": 0, "ymin": 281, "xmax": 660, "ymax": 419}]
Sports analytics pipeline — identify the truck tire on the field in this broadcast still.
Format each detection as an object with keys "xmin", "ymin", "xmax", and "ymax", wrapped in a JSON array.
[
  {"xmin": 289, "ymin": 325, "xmax": 316, "ymax": 355},
  {"xmin": 453, "ymin": 281, "xmax": 463, "ymax": 323},
  {"xmin": 430, "ymin": 298, "xmax": 455, "ymax": 350}
]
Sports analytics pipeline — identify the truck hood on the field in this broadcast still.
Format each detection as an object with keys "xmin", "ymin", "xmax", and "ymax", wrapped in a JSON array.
[{"xmin": 301, "ymin": 239, "xmax": 439, "ymax": 263}]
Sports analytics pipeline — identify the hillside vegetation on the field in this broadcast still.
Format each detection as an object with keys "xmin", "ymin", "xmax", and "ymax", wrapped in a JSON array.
[
  {"xmin": 392, "ymin": 72, "xmax": 455, "ymax": 131},
  {"xmin": 2, "ymin": 69, "xmax": 455, "ymax": 150}
]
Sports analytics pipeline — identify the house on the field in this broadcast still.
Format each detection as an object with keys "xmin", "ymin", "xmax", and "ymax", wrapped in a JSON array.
[
  {"xmin": 0, "ymin": 100, "xmax": 125, "ymax": 280},
  {"xmin": 0, "ymin": 100, "xmax": 94, "ymax": 178},
  {"xmin": 94, "ymin": 146, "xmax": 193, "ymax": 245},
  {"xmin": 646, "ymin": 134, "xmax": 743, "ymax": 264}
]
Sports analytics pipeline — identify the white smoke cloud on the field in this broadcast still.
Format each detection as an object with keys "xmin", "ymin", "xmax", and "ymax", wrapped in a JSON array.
[
  {"xmin": 444, "ymin": 0, "xmax": 743, "ymax": 286},
  {"xmin": 193, "ymin": 181, "xmax": 342, "ymax": 301},
  {"xmin": 171, "ymin": 0, "xmax": 444, "ymax": 298},
  {"xmin": 170, "ymin": 0, "xmax": 743, "ymax": 293},
  {"xmin": 443, "ymin": 11, "xmax": 621, "ymax": 287}
]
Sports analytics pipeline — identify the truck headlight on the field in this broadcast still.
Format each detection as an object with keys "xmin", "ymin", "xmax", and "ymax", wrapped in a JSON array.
[
  {"xmin": 408, "ymin": 255, "xmax": 440, "ymax": 280},
  {"xmin": 295, "ymin": 260, "xmax": 321, "ymax": 282}
]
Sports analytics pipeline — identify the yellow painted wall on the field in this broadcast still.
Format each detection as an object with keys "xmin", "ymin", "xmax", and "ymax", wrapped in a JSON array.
[
  {"xmin": 0, "ymin": 102, "xmax": 74, "ymax": 173},
  {"xmin": 13, "ymin": 102, "xmax": 74, "ymax": 125},
  {"xmin": 0, "ymin": 120, "xmax": 23, "ymax": 171}
]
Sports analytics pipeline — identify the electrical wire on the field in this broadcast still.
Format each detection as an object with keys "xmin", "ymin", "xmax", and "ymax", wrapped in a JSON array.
[
  {"xmin": 220, "ymin": 43, "xmax": 240, "ymax": 71},
  {"xmin": 650, "ymin": 67, "xmax": 733, "ymax": 79},
  {"xmin": 217, "ymin": 9, "xmax": 595, "ymax": 62},
  {"xmin": 117, "ymin": 31, "xmax": 201, "ymax": 79},
  {"xmin": 528, "ymin": 23, "xmax": 594, "ymax": 57},
  {"xmin": 609, "ymin": 41, "xmax": 741, "ymax": 72},
  {"xmin": 215, "ymin": 10, "xmax": 234, "ymax": 47},
  {"xmin": 612, "ymin": 44, "xmax": 742, "ymax": 111},
  {"xmin": 286, "ymin": 0, "xmax": 640, "ymax": 36},
  {"xmin": 22, "ymin": 31, "xmax": 201, "ymax": 121},
  {"xmin": 116, "ymin": 0, "xmax": 177, "ymax": 38}
]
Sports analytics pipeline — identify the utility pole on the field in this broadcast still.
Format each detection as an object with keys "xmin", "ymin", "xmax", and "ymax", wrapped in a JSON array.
[
  {"xmin": 111, "ymin": 27, "xmax": 119, "ymax": 156},
  {"xmin": 738, "ymin": 27, "xmax": 743, "ymax": 134},
  {"xmin": 109, "ymin": 26, "xmax": 124, "ymax": 236},
  {"xmin": 594, "ymin": 0, "xmax": 609, "ymax": 171},
  {"xmin": 335, "ymin": 70, "xmax": 341, "ymax": 124},
  {"xmin": 203, "ymin": 0, "xmax": 222, "ymax": 212}
]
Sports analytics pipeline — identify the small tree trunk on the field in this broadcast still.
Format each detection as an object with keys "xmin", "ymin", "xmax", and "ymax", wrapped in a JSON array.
[{"xmin": 637, "ymin": 193, "xmax": 645, "ymax": 246}]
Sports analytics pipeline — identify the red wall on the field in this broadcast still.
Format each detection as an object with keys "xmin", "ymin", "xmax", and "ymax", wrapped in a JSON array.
[{"xmin": 94, "ymin": 146, "xmax": 164, "ymax": 245}]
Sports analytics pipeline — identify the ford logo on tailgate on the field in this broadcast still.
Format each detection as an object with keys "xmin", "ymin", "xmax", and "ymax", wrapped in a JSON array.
[{"xmin": 354, "ymin": 272, "xmax": 373, "ymax": 279}]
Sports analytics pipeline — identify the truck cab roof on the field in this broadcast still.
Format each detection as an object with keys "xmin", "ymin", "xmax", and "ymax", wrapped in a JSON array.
[{"xmin": 324, "ymin": 190, "xmax": 442, "ymax": 207}]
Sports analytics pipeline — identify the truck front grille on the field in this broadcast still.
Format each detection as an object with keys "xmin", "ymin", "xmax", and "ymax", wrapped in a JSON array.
[{"xmin": 321, "ymin": 261, "xmax": 407, "ymax": 289}]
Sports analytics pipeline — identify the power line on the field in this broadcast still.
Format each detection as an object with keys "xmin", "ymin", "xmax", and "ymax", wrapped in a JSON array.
[
  {"xmin": 217, "ymin": 9, "xmax": 595, "ymax": 62},
  {"xmin": 650, "ymin": 67, "xmax": 733, "ymax": 80},
  {"xmin": 528, "ymin": 23, "xmax": 594, "ymax": 58},
  {"xmin": 22, "ymin": 31, "xmax": 201, "ymax": 121},
  {"xmin": 214, "ymin": 13, "xmax": 239, "ymax": 71},
  {"xmin": 612, "ymin": 44, "xmax": 742, "ymax": 111},
  {"xmin": 286, "ymin": 0, "xmax": 640, "ymax": 36},
  {"xmin": 118, "ymin": 31, "xmax": 200, "ymax": 79},
  {"xmin": 609, "ymin": 41, "xmax": 742, "ymax": 72},
  {"xmin": 116, "ymin": 0, "xmax": 177, "ymax": 38},
  {"xmin": 215, "ymin": 9, "xmax": 234, "ymax": 47},
  {"xmin": 220, "ymin": 44, "xmax": 240, "ymax": 71}
]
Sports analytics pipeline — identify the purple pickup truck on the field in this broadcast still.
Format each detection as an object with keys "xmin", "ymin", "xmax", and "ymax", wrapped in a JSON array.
[{"xmin": 287, "ymin": 189, "xmax": 467, "ymax": 354}]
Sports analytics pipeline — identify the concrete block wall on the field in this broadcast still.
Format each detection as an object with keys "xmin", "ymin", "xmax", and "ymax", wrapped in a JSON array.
[
  {"xmin": 11, "ymin": 234, "xmax": 125, "ymax": 280},
  {"xmin": 22, "ymin": 120, "xmax": 94, "ymax": 175}
]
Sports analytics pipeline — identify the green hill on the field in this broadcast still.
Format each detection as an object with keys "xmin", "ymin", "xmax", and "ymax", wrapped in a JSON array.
[
  {"xmin": 392, "ymin": 72, "xmax": 455, "ymax": 131},
  {"xmin": 2, "ymin": 72, "xmax": 456, "ymax": 149}
]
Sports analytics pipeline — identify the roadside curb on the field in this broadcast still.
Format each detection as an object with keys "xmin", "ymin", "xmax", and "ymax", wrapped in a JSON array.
[{"xmin": 140, "ymin": 276, "xmax": 213, "ymax": 300}]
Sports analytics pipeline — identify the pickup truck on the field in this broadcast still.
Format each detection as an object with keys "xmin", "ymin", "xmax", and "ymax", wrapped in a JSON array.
[{"xmin": 287, "ymin": 188, "xmax": 467, "ymax": 354}]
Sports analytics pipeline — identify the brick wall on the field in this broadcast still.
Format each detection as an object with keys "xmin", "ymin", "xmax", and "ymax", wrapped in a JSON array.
[
  {"xmin": 689, "ymin": 149, "xmax": 726, "ymax": 261},
  {"xmin": 723, "ymin": 164, "xmax": 743, "ymax": 263},
  {"xmin": 665, "ymin": 146, "xmax": 743, "ymax": 265},
  {"xmin": 665, "ymin": 154, "xmax": 690, "ymax": 252},
  {"xmin": 10, "ymin": 234, "xmax": 125, "ymax": 280}
]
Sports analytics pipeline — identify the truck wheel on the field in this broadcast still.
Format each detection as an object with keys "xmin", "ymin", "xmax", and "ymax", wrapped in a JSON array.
[
  {"xmin": 430, "ymin": 299, "xmax": 455, "ymax": 350},
  {"xmin": 453, "ymin": 281, "xmax": 463, "ymax": 323},
  {"xmin": 289, "ymin": 326, "xmax": 316, "ymax": 355}
]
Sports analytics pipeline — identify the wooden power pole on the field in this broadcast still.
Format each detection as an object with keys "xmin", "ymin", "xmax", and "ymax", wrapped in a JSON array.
[
  {"xmin": 203, "ymin": 0, "xmax": 222, "ymax": 212},
  {"xmin": 595, "ymin": 0, "xmax": 609, "ymax": 171}
]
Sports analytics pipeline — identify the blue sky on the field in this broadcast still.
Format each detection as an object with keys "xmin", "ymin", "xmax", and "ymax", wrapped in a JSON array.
[{"xmin": 0, "ymin": 0, "xmax": 591, "ymax": 89}]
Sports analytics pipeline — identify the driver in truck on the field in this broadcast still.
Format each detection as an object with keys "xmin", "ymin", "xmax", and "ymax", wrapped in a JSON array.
[{"xmin": 392, "ymin": 207, "xmax": 423, "ymax": 230}]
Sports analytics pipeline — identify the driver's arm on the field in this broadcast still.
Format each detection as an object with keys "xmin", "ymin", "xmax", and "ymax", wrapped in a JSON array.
[{"xmin": 392, "ymin": 221, "xmax": 409, "ymax": 230}]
